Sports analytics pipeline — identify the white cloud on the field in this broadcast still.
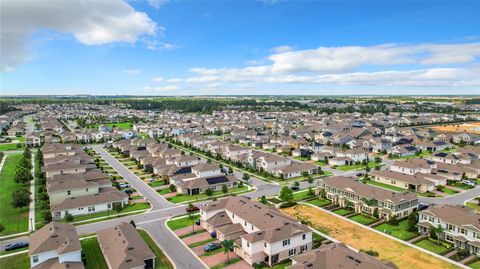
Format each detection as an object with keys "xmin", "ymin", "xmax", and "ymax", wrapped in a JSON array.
[
  {"xmin": 1, "ymin": 0, "xmax": 157, "ymax": 71},
  {"xmin": 153, "ymin": 77, "xmax": 164, "ymax": 82},
  {"xmin": 147, "ymin": 0, "xmax": 169, "ymax": 9},
  {"xmin": 123, "ymin": 69, "xmax": 141, "ymax": 75},
  {"xmin": 271, "ymin": 45, "xmax": 294, "ymax": 53},
  {"xmin": 153, "ymin": 77, "xmax": 182, "ymax": 82},
  {"xmin": 144, "ymin": 85, "xmax": 179, "ymax": 91},
  {"xmin": 143, "ymin": 39, "xmax": 180, "ymax": 50}
]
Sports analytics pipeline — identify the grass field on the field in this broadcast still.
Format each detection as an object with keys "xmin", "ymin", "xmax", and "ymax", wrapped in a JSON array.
[
  {"xmin": 440, "ymin": 188, "xmax": 459, "ymax": 195},
  {"xmin": 349, "ymin": 214, "xmax": 377, "ymax": 225},
  {"xmin": 0, "ymin": 143, "xmax": 24, "ymax": 151},
  {"xmin": 138, "ymin": 229, "xmax": 174, "ymax": 269},
  {"xmin": 292, "ymin": 190, "xmax": 315, "ymax": 201},
  {"xmin": 305, "ymin": 198, "xmax": 331, "ymax": 207},
  {"xmin": 87, "ymin": 122, "xmax": 133, "ymax": 130},
  {"xmin": 332, "ymin": 208, "xmax": 354, "ymax": 216},
  {"xmin": 167, "ymin": 215, "xmax": 199, "ymax": 230},
  {"xmin": 65, "ymin": 202, "xmax": 150, "ymax": 223},
  {"xmin": 0, "ymin": 253, "xmax": 29, "ymax": 269},
  {"xmin": 374, "ymin": 219, "xmax": 419, "ymax": 240},
  {"xmin": 414, "ymin": 238, "xmax": 453, "ymax": 255},
  {"xmin": 81, "ymin": 237, "xmax": 108, "ymax": 269},
  {"xmin": 336, "ymin": 161, "xmax": 380, "ymax": 171},
  {"xmin": 282, "ymin": 205, "xmax": 457, "ymax": 269},
  {"xmin": 468, "ymin": 259, "xmax": 480, "ymax": 269},
  {"xmin": 0, "ymin": 154, "xmax": 29, "ymax": 236}
]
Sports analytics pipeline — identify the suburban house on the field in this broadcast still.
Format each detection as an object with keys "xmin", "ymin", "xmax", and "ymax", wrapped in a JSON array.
[
  {"xmin": 174, "ymin": 174, "xmax": 239, "ymax": 195},
  {"xmin": 317, "ymin": 176, "xmax": 418, "ymax": 220},
  {"xmin": 390, "ymin": 158, "xmax": 435, "ymax": 175},
  {"xmin": 199, "ymin": 197, "xmax": 313, "ymax": 267},
  {"xmin": 97, "ymin": 222, "xmax": 156, "ymax": 269},
  {"xmin": 272, "ymin": 162, "xmax": 318, "ymax": 179},
  {"xmin": 418, "ymin": 205, "xmax": 480, "ymax": 256},
  {"xmin": 29, "ymin": 222, "xmax": 84, "ymax": 269},
  {"xmin": 288, "ymin": 243, "xmax": 398, "ymax": 269},
  {"xmin": 370, "ymin": 170, "xmax": 436, "ymax": 193}
]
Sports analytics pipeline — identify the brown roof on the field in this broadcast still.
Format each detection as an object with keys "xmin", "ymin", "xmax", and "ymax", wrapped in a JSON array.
[
  {"xmin": 421, "ymin": 205, "xmax": 480, "ymax": 231},
  {"xmin": 289, "ymin": 243, "xmax": 397, "ymax": 269},
  {"xmin": 371, "ymin": 170, "xmax": 435, "ymax": 186},
  {"xmin": 50, "ymin": 187, "xmax": 127, "ymax": 211},
  {"xmin": 32, "ymin": 258, "xmax": 84, "ymax": 269},
  {"xmin": 320, "ymin": 176, "xmax": 417, "ymax": 203},
  {"xmin": 29, "ymin": 222, "xmax": 81, "ymax": 255},
  {"xmin": 97, "ymin": 223, "xmax": 155, "ymax": 269}
]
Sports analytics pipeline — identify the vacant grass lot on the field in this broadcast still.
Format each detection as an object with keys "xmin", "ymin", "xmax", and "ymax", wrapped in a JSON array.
[
  {"xmin": 138, "ymin": 229, "xmax": 174, "ymax": 269},
  {"xmin": 292, "ymin": 190, "xmax": 315, "ymax": 201},
  {"xmin": 282, "ymin": 205, "xmax": 456, "ymax": 269},
  {"xmin": 374, "ymin": 219, "xmax": 419, "ymax": 241},
  {"xmin": 0, "ymin": 143, "xmax": 24, "ymax": 151},
  {"xmin": 0, "ymin": 154, "xmax": 29, "ymax": 236},
  {"xmin": 81, "ymin": 237, "xmax": 108, "ymax": 269},
  {"xmin": 0, "ymin": 253, "xmax": 29, "ymax": 269}
]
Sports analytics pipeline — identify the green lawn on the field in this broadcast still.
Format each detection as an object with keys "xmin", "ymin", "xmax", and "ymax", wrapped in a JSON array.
[
  {"xmin": 87, "ymin": 122, "xmax": 133, "ymax": 130},
  {"xmin": 0, "ymin": 154, "xmax": 29, "ymax": 236},
  {"xmin": 450, "ymin": 182, "xmax": 474, "ymax": 190},
  {"xmin": 336, "ymin": 161, "xmax": 381, "ymax": 171},
  {"xmin": 167, "ymin": 215, "xmax": 199, "ymax": 230},
  {"xmin": 188, "ymin": 237, "xmax": 215, "ymax": 248},
  {"xmin": 374, "ymin": 219, "xmax": 419, "ymax": 240},
  {"xmin": 349, "ymin": 214, "xmax": 377, "ymax": 225},
  {"xmin": 332, "ymin": 208, "xmax": 354, "ymax": 216},
  {"xmin": 440, "ymin": 188, "xmax": 459, "ymax": 195},
  {"xmin": 466, "ymin": 201, "xmax": 480, "ymax": 212},
  {"xmin": 313, "ymin": 161, "xmax": 327, "ymax": 166},
  {"xmin": 0, "ymin": 143, "xmax": 24, "ymax": 151},
  {"xmin": 306, "ymin": 198, "xmax": 331, "ymax": 207},
  {"xmin": 292, "ymin": 190, "xmax": 315, "ymax": 201},
  {"xmin": 211, "ymin": 257, "xmax": 241, "ymax": 269},
  {"xmin": 166, "ymin": 186, "xmax": 249, "ymax": 204},
  {"xmin": 366, "ymin": 180, "xmax": 407, "ymax": 192},
  {"xmin": 0, "ymin": 253, "xmax": 29, "ymax": 269},
  {"xmin": 158, "ymin": 188, "xmax": 172, "ymax": 195},
  {"xmin": 414, "ymin": 238, "xmax": 453, "ymax": 255},
  {"xmin": 138, "ymin": 229, "xmax": 174, "ymax": 269},
  {"xmin": 468, "ymin": 259, "xmax": 480, "ymax": 269},
  {"xmin": 294, "ymin": 156, "xmax": 310, "ymax": 161},
  {"xmin": 81, "ymin": 237, "xmax": 108, "ymax": 269},
  {"xmin": 148, "ymin": 180, "xmax": 165, "ymax": 187}
]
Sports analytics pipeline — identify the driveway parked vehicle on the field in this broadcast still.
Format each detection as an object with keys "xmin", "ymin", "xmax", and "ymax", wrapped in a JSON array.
[
  {"xmin": 203, "ymin": 243, "xmax": 221, "ymax": 252},
  {"xmin": 5, "ymin": 241, "xmax": 29, "ymax": 251}
]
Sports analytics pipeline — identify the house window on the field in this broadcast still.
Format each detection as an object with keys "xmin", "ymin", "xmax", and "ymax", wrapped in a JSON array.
[
  {"xmin": 88, "ymin": 206, "xmax": 95, "ymax": 212},
  {"xmin": 300, "ymin": 245, "xmax": 308, "ymax": 253},
  {"xmin": 302, "ymin": 234, "xmax": 306, "ymax": 240},
  {"xmin": 86, "ymin": 188, "xmax": 88, "ymax": 192},
  {"xmin": 282, "ymin": 239, "xmax": 290, "ymax": 246},
  {"xmin": 247, "ymin": 242, "xmax": 250, "ymax": 247},
  {"xmin": 288, "ymin": 248, "xmax": 296, "ymax": 256},
  {"xmin": 67, "ymin": 190, "xmax": 71, "ymax": 195},
  {"xmin": 33, "ymin": 255, "xmax": 38, "ymax": 263},
  {"xmin": 232, "ymin": 214, "xmax": 235, "ymax": 219},
  {"xmin": 264, "ymin": 242, "xmax": 267, "ymax": 248}
]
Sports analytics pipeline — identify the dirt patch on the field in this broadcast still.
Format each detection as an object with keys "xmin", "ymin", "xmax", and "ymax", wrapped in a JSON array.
[
  {"xmin": 431, "ymin": 122, "xmax": 480, "ymax": 134},
  {"xmin": 282, "ymin": 205, "xmax": 458, "ymax": 269}
]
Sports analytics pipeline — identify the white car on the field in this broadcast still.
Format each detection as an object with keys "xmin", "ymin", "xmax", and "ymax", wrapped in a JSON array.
[
  {"xmin": 461, "ymin": 180, "xmax": 476, "ymax": 187},
  {"xmin": 119, "ymin": 183, "xmax": 130, "ymax": 188}
]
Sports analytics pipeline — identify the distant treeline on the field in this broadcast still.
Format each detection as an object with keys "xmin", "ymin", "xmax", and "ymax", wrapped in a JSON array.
[
  {"xmin": 0, "ymin": 100, "xmax": 19, "ymax": 115},
  {"xmin": 466, "ymin": 99, "xmax": 480, "ymax": 105}
]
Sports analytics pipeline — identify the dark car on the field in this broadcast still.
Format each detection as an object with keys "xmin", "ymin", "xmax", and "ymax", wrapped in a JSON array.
[
  {"xmin": 418, "ymin": 204, "xmax": 429, "ymax": 211},
  {"xmin": 356, "ymin": 173, "xmax": 365, "ymax": 177},
  {"xmin": 203, "ymin": 243, "xmax": 221, "ymax": 252},
  {"xmin": 5, "ymin": 241, "xmax": 29, "ymax": 251},
  {"xmin": 186, "ymin": 206, "xmax": 199, "ymax": 213},
  {"xmin": 290, "ymin": 186, "xmax": 300, "ymax": 191},
  {"xmin": 123, "ymin": 189, "xmax": 133, "ymax": 195}
]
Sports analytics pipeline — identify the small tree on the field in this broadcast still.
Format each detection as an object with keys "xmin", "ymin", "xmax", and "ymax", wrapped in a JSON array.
[
  {"xmin": 228, "ymin": 166, "xmax": 233, "ymax": 174},
  {"xmin": 407, "ymin": 211, "xmax": 418, "ymax": 232},
  {"xmin": 64, "ymin": 213, "xmax": 74, "ymax": 222},
  {"xmin": 12, "ymin": 189, "xmax": 30, "ymax": 208},
  {"xmin": 169, "ymin": 184, "xmax": 176, "ymax": 193},
  {"xmin": 388, "ymin": 215, "xmax": 399, "ymax": 226},
  {"xmin": 260, "ymin": 196, "xmax": 268, "ymax": 204},
  {"xmin": 242, "ymin": 173, "xmax": 250, "ymax": 181},
  {"xmin": 42, "ymin": 211, "xmax": 52, "ymax": 222},
  {"xmin": 205, "ymin": 188, "xmax": 213, "ymax": 196},
  {"xmin": 15, "ymin": 167, "xmax": 32, "ymax": 184},
  {"xmin": 294, "ymin": 181, "xmax": 300, "ymax": 187},
  {"xmin": 279, "ymin": 186, "xmax": 293, "ymax": 203},
  {"xmin": 221, "ymin": 240, "xmax": 234, "ymax": 263},
  {"xmin": 435, "ymin": 225, "xmax": 444, "ymax": 245},
  {"xmin": 221, "ymin": 184, "xmax": 228, "ymax": 194},
  {"xmin": 306, "ymin": 175, "xmax": 314, "ymax": 187},
  {"xmin": 113, "ymin": 203, "xmax": 123, "ymax": 215},
  {"xmin": 374, "ymin": 156, "xmax": 382, "ymax": 163},
  {"xmin": 319, "ymin": 188, "xmax": 326, "ymax": 199}
]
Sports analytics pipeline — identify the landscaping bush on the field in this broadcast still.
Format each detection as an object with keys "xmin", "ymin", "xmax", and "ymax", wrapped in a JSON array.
[
  {"xmin": 361, "ymin": 249, "xmax": 379, "ymax": 257},
  {"xmin": 279, "ymin": 201, "xmax": 297, "ymax": 208}
]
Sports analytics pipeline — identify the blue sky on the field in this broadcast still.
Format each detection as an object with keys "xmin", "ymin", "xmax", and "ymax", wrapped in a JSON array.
[{"xmin": 1, "ymin": 0, "xmax": 479, "ymax": 95}]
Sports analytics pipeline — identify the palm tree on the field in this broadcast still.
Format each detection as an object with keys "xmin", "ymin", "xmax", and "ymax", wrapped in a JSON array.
[
  {"xmin": 222, "ymin": 240, "xmax": 234, "ymax": 263},
  {"xmin": 188, "ymin": 203, "xmax": 196, "ymax": 234}
]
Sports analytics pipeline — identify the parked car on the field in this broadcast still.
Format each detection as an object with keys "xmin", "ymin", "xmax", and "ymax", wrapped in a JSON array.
[
  {"xmin": 418, "ymin": 203, "xmax": 429, "ymax": 211},
  {"xmin": 290, "ymin": 186, "xmax": 300, "ymax": 191},
  {"xmin": 5, "ymin": 241, "xmax": 29, "ymax": 251},
  {"xmin": 356, "ymin": 173, "xmax": 365, "ymax": 177},
  {"xmin": 148, "ymin": 178, "xmax": 156, "ymax": 182},
  {"xmin": 203, "ymin": 243, "xmax": 221, "ymax": 252},
  {"xmin": 461, "ymin": 180, "xmax": 476, "ymax": 187},
  {"xmin": 119, "ymin": 183, "xmax": 130, "ymax": 188},
  {"xmin": 186, "ymin": 206, "xmax": 199, "ymax": 213},
  {"xmin": 123, "ymin": 189, "xmax": 133, "ymax": 195}
]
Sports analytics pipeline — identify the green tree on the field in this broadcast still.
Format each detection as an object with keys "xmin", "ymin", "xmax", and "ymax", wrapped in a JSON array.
[
  {"xmin": 205, "ymin": 188, "xmax": 213, "ymax": 196},
  {"xmin": 169, "ymin": 184, "xmax": 176, "ymax": 193},
  {"xmin": 279, "ymin": 186, "xmax": 293, "ymax": 203},
  {"xmin": 435, "ymin": 225, "xmax": 444, "ymax": 245},
  {"xmin": 113, "ymin": 203, "xmax": 123, "ymax": 215},
  {"xmin": 228, "ymin": 166, "xmax": 233, "ymax": 174},
  {"xmin": 260, "ymin": 196, "xmax": 268, "ymax": 204},
  {"xmin": 42, "ymin": 211, "xmax": 52, "ymax": 222},
  {"xmin": 407, "ymin": 211, "xmax": 418, "ymax": 232},
  {"xmin": 15, "ymin": 167, "xmax": 32, "ymax": 183},
  {"xmin": 242, "ymin": 173, "xmax": 250, "ymax": 181},
  {"xmin": 12, "ymin": 189, "xmax": 30, "ymax": 208},
  {"xmin": 374, "ymin": 156, "xmax": 382, "ymax": 163},
  {"xmin": 221, "ymin": 240, "xmax": 234, "ymax": 263},
  {"xmin": 64, "ymin": 213, "xmax": 74, "ymax": 222},
  {"xmin": 221, "ymin": 184, "xmax": 228, "ymax": 194},
  {"xmin": 306, "ymin": 175, "xmax": 314, "ymax": 187}
]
